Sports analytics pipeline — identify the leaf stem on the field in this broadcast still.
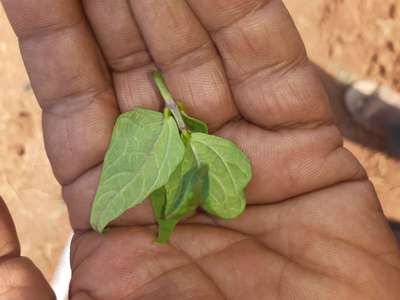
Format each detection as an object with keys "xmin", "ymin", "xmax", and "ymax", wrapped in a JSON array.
[
  {"xmin": 153, "ymin": 71, "xmax": 188, "ymax": 133},
  {"xmin": 156, "ymin": 219, "xmax": 178, "ymax": 244}
]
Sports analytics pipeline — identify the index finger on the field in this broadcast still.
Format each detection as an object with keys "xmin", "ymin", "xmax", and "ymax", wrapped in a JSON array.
[
  {"xmin": 188, "ymin": 0, "xmax": 332, "ymax": 129},
  {"xmin": 1, "ymin": 0, "xmax": 119, "ymax": 185}
]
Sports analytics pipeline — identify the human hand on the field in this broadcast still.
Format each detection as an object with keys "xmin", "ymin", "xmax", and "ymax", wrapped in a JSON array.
[
  {"xmin": 2, "ymin": 0, "xmax": 400, "ymax": 299},
  {"xmin": 0, "ymin": 196, "xmax": 54, "ymax": 299}
]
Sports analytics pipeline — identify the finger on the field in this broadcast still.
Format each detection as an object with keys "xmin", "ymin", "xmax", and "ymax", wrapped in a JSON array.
[
  {"xmin": 187, "ymin": 0, "xmax": 332, "ymax": 129},
  {"xmin": 2, "ymin": 0, "xmax": 119, "ymax": 185},
  {"xmin": 0, "ymin": 196, "xmax": 54, "ymax": 299},
  {"xmin": 216, "ymin": 120, "xmax": 365, "ymax": 204},
  {"xmin": 187, "ymin": 0, "xmax": 354, "ymax": 205},
  {"xmin": 129, "ymin": 0, "xmax": 238, "ymax": 131},
  {"xmin": 82, "ymin": 0, "xmax": 162, "ymax": 112}
]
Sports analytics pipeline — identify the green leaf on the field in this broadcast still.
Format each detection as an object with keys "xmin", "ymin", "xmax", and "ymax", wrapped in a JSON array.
[
  {"xmin": 190, "ymin": 133, "xmax": 252, "ymax": 219},
  {"xmin": 153, "ymin": 145, "xmax": 209, "ymax": 243},
  {"xmin": 164, "ymin": 164, "xmax": 208, "ymax": 220},
  {"xmin": 90, "ymin": 108, "xmax": 185, "ymax": 233},
  {"xmin": 182, "ymin": 111, "xmax": 208, "ymax": 134},
  {"xmin": 156, "ymin": 219, "xmax": 179, "ymax": 244},
  {"xmin": 164, "ymin": 144, "xmax": 197, "ymax": 206},
  {"xmin": 178, "ymin": 103, "xmax": 208, "ymax": 134},
  {"xmin": 151, "ymin": 187, "xmax": 175, "ymax": 243},
  {"xmin": 154, "ymin": 164, "xmax": 208, "ymax": 243},
  {"xmin": 150, "ymin": 187, "xmax": 166, "ymax": 221}
]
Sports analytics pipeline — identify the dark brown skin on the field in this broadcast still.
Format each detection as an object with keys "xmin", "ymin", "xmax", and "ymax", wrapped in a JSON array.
[{"xmin": 1, "ymin": 0, "xmax": 400, "ymax": 299}]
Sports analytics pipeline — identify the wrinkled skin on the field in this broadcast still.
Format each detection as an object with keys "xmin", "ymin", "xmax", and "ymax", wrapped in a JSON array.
[{"xmin": 1, "ymin": 1, "xmax": 400, "ymax": 299}]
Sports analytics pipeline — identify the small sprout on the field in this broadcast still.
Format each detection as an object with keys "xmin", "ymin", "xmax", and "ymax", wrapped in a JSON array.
[{"xmin": 90, "ymin": 70, "xmax": 252, "ymax": 243}]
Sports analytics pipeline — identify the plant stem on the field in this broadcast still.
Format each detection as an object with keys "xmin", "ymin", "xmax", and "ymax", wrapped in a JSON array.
[
  {"xmin": 153, "ymin": 71, "xmax": 188, "ymax": 133},
  {"xmin": 156, "ymin": 219, "xmax": 178, "ymax": 244}
]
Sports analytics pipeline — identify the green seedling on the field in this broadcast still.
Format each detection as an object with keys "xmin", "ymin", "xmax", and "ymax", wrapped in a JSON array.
[{"xmin": 90, "ymin": 71, "xmax": 252, "ymax": 242}]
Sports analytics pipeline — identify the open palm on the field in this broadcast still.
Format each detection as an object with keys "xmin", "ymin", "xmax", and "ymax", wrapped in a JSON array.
[{"xmin": 2, "ymin": 0, "xmax": 400, "ymax": 299}]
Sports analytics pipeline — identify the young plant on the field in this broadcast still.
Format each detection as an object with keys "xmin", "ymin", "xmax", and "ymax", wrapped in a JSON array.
[{"xmin": 90, "ymin": 71, "xmax": 252, "ymax": 242}]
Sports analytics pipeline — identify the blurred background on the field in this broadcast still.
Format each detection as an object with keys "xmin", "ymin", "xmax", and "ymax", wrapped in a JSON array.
[{"xmin": 0, "ymin": 0, "xmax": 399, "ymax": 282}]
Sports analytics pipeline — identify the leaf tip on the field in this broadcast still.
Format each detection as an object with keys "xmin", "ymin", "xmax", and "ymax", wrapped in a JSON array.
[{"xmin": 90, "ymin": 216, "xmax": 105, "ymax": 234}]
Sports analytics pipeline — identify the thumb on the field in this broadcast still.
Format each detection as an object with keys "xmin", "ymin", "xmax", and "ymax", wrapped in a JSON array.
[{"xmin": 0, "ymin": 195, "xmax": 55, "ymax": 300}]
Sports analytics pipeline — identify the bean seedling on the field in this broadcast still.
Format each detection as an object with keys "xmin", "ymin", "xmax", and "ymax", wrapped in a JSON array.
[{"xmin": 90, "ymin": 71, "xmax": 252, "ymax": 243}]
